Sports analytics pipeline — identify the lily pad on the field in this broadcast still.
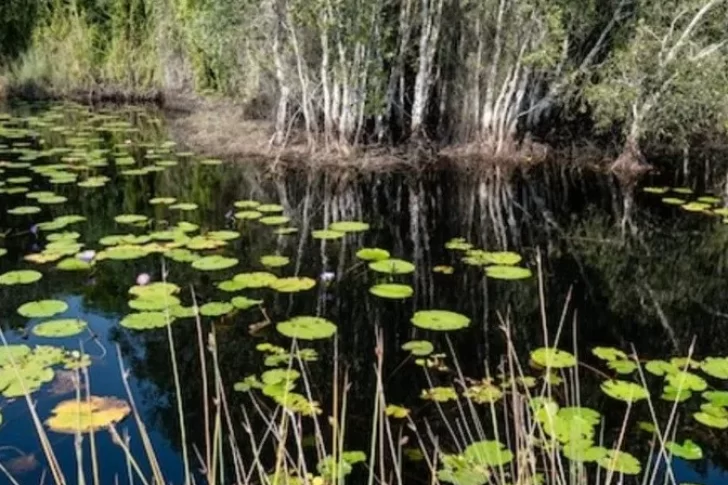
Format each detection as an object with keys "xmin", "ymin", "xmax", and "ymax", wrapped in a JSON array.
[
  {"xmin": 356, "ymin": 248, "xmax": 390, "ymax": 261},
  {"xmin": 170, "ymin": 202, "xmax": 198, "ymax": 211},
  {"xmin": 596, "ymin": 450, "xmax": 641, "ymax": 475},
  {"xmin": 433, "ymin": 265, "xmax": 454, "ymax": 274},
  {"xmin": 259, "ymin": 215, "xmax": 290, "ymax": 226},
  {"xmin": 258, "ymin": 204, "xmax": 284, "ymax": 213},
  {"xmin": 463, "ymin": 440, "xmax": 514, "ymax": 467},
  {"xmin": 191, "ymin": 255, "xmax": 238, "ymax": 271},
  {"xmin": 46, "ymin": 396, "xmax": 131, "ymax": 434},
  {"xmin": 312, "ymin": 229, "xmax": 345, "ymax": 240},
  {"xmin": 231, "ymin": 296, "xmax": 263, "ymax": 310},
  {"xmin": 0, "ymin": 270, "xmax": 43, "ymax": 285},
  {"xmin": 260, "ymin": 255, "xmax": 289, "ymax": 268},
  {"xmin": 129, "ymin": 282, "xmax": 179, "ymax": 298},
  {"xmin": 328, "ymin": 221, "xmax": 370, "ymax": 232},
  {"xmin": 369, "ymin": 258, "xmax": 415, "ymax": 275},
  {"xmin": 207, "ymin": 230, "xmax": 240, "ymax": 241},
  {"xmin": 129, "ymin": 296, "xmax": 181, "ymax": 311},
  {"xmin": 234, "ymin": 200, "xmax": 260, "ymax": 209},
  {"xmin": 485, "ymin": 265, "xmax": 532, "ymax": 280},
  {"xmin": 662, "ymin": 197, "xmax": 685, "ymax": 205},
  {"xmin": 233, "ymin": 272, "xmax": 278, "ymax": 288},
  {"xmin": 600, "ymin": 380, "xmax": 649, "ymax": 403},
  {"xmin": 530, "ymin": 348, "xmax": 577, "ymax": 369},
  {"xmin": 277, "ymin": 316, "xmax": 337, "ymax": 340},
  {"xmin": 694, "ymin": 411, "xmax": 728, "ymax": 429},
  {"xmin": 370, "ymin": 283, "xmax": 414, "ymax": 299},
  {"xmin": 33, "ymin": 319, "xmax": 87, "ymax": 338},
  {"xmin": 120, "ymin": 311, "xmax": 172, "ymax": 330},
  {"xmin": 18, "ymin": 300, "xmax": 68, "ymax": 318},
  {"xmin": 665, "ymin": 440, "xmax": 703, "ymax": 460},
  {"xmin": 270, "ymin": 277, "xmax": 316, "ymax": 293},
  {"xmin": 57, "ymin": 258, "xmax": 93, "ymax": 271},
  {"xmin": 199, "ymin": 302, "xmax": 234, "ymax": 317},
  {"xmin": 402, "ymin": 340, "xmax": 434, "ymax": 356},
  {"xmin": 411, "ymin": 310, "xmax": 470, "ymax": 331},
  {"xmin": 149, "ymin": 197, "xmax": 177, "ymax": 205},
  {"xmin": 701, "ymin": 357, "xmax": 728, "ymax": 380},
  {"xmin": 114, "ymin": 214, "xmax": 148, "ymax": 225},
  {"xmin": 8, "ymin": 206, "xmax": 41, "ymax": 215},
  {"xmin": 235, "ymin": 210, "xmax": 262, "ymax": 220}
]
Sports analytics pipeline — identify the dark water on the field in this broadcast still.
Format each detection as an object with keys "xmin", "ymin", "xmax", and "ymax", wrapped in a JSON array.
[{"xmin": 1, "ymin": 101, "xmax": 728, "ymax": 484}]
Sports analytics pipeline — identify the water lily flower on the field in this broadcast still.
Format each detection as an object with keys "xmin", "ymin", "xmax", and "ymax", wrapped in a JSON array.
[
  {"xmin": 320, "ymin": 271, "xmax": 335, "ymax": 282},
  {"xmin": 77, "ymin": 250, "xmax": 96, "ymax": 262},
  {"xmin": 136, "ymin": 273, "xmax": 151, "ymax": 286},
  {"xmin": 30, "ymin": 224, "xmax": 38, "ymax": 236}
]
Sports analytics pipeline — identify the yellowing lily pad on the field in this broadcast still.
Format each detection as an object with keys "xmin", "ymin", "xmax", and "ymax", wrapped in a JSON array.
[
  {"xmin": 33, "ymin": 319, "xmax": 87, "ymax": 338},
  {"xmin": 530, "ymin": 348, "xmax": 577, "ymax": 369},
  {"xmin": 277, "ymin": 316, "xmax": 337, "ymax": 340},
  {"xmin": 46, "ymin": 396, "xmax": 131, "ymax": 434},
  {"xmin": 411, "ymin": 310, "xmax": 470, "ymax": 331}
]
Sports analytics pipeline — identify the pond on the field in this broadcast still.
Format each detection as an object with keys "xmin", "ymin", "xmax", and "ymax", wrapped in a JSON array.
[{"xmin": 1, "ymin": 101, "xmax": 728, "ymax": 484}]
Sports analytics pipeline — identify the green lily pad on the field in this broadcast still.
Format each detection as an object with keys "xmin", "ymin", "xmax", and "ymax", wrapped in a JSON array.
[
  {"xmin": 120, "ymin": 311, "xmax": 173, "ymax": 330},
  {"xmin": 199, "ymin": 302, "xmax": 234, "ymax": 317},
  {"xmin": 531, "ymin": 348, "xmax": 577, "ymax": 368},
  {"xmin": 258, "ymin": 204, "xmax": 284, "ymax": 213},
  {"xmin": 234, "ymin": 200, "xmax": 260, "ymax": 209},
  {"xmin": 672, "ymin": 187, "xmax": 693, "ymax": 194},
  {"xmin": 600, "ymin": 380, "xmax": 649, "ymax": 402},
  {"xmin": 33, "ymin": 319, "xmax": 87, "ymax": 338},
  {"xmin": 129, "ymin": 282, "xmax": 179, "ymax": 298},
  {"xmin": 8, "ymin": 206, "xmax": 41, "ymax": 215},
  {"xmin": 277, "ymin": 316, "xmax": 337, "ymax": 340},
  {"xmin": 463, "ymin": 381, "xmax": 503, "ymax": 404},
  {"xmin": 411, "ymin": 310, "xmax": 470, "ymax": 331},
  {"xmin": 421, "ymin": 387, "xmax": 458, "ymax": 402},
  {"xmin": 207, "ymin": 230, "xmax": 240, "ymax": 241},
  {"xmin": 592, "ymin": 347, "xmax": 628, "ymax": 362},
  {"xmin": 369, "ymin": 258, "xmax": 415, "ymax": 275},
  {"xmin": 231, "ymin": 296, "xmax": 263, "ymax": 310},
  {"xmin": 463, "ymin": 440, "xmax": 514, "ymax": 467},
  {"xmin": 597, "ymin": 450, "xmax": 641, "ymax": 475},
  {"xmin": 259, "ymin": 215, "xmax": 290, "ymax": 226},
  {"xmin": 114, "ymin": 214, "xmax": 148, "ymax": 225},
  {"xmin": 662, "ymin": 197, "xmax": 685, "ymax": 205},
  {"xmin": 703, "ymin": 390, "xmax": 728, "ymax": 406},
  {"xmin": 170, "ymin": 202, "xmax": 198, "ymax": 211},
  {"xmin": 356, "ymin": 248, "xmax": 390, "ymax": 261},
  {"xmin": 37, "ymin": 195, "xmax": 67, "ymax": 205},
  {"xmin": 645, "ymin": 359, "xmax": 679, "ymax": 376},
  {"xmin": 234, "ymin": 210, "xmax": 262, "ymax": 220},
  {"xmin": 642, "ymin": 187, "xmax": 669, "ymax": 194},
  {"xmin": 0, "ymin": 270, "xmax": 43, "ymax": 285},
  {"xmin": 18, "ymin": 300, "xmax": 68, "ymax": 318},
  {"xmin": 191, "ymin": 255, "xmax": 238, "ymax": 271},
  {"xmin": 402, "ymin": 340, "xmax": 434, "ymax": 356},
  {"xmin": 485, "ymin": 265, "xmax": 532, "ymax": 280},
  {"xmin": 666, "ymin": 371, "xmax": 707, "ymax": 391},
  {"xmin": 0, "ymin": 345, "xmax": 32, "ymax": 365},
  {"xmin": 233, "ymin": 272, "xmax": 278, "ymax": 288},
  {"xmin": 328, "ymin": 221, "xmax": 369, "ymax": 232},
  {"xmin": 149, "ymin": 197, "xmax": 177, "ymax": 205},
  {"xmin": 99, "ymin": 245, "xmax": 149, "ymax": 260},
  {"xmin": 270, "ymin": 277, "xmax": 316, "ymax": 292},
  {"xmin": 312, "ymin": 229, "xmax": 345, "ymax": 240},
  {"xmin": 665, "ymin": 440, "xmax": 703, "ymax": 460},
  {"xmin": 694, "ymin": 411, "xmax": 728, "ymax": 428},
  {"xmin": 200, "ymin": 158, "xmax": 223, "ymax": 166},
  {"xmin": 129, "ymin": 296, "xmax": 181, "ymax": 311},
  {"xmin": 260, "ymin": 255, "xmax": 289, "ymax": 268},
  {"xmin": 433, "ymin": 265, "xmax": 454, "ymax": 274},
  {"xmin": 274, "ymin": 227, "xmax": 298, "ymax": 235},
  {"xmin": 698, "ymin": 195, "xmax": 721, "ymax": 204},
  {"xmin": 607, "ymin": 359, "xmax": 637, "ymax": 374},
  {"xmin": 370, "ymin": 283, "xmax": 414, "ymax": 299},
  {"xmin": 445, "ymin": 238, "xmax": 473, "ymax": 251},
  {"xmin": 57, "ymin": 258, "xmax": 93, "ymax": 271},
  {"xmin": 701, "ymin": 357, "xmax": 728, "ymax": 379}
]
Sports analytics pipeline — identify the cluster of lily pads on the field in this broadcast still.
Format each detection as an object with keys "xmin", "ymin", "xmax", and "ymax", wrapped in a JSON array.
[{"xmin": 643, "ymin": 185, "xmax": 728, "ymax": 216}]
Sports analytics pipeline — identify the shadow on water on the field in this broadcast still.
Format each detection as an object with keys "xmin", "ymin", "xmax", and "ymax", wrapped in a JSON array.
[{"xmin": 1, "ymin": 101, "xmax": 728, "ymax": 483}]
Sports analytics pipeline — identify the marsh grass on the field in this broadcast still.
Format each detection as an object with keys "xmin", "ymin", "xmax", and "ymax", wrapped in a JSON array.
[{"xmin": 1, "ymin": 276, "xmax": 692, "ymax": 485}]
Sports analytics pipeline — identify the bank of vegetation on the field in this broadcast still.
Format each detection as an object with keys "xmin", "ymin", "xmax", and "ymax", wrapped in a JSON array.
[{"xmin": 1, "ymin": 0, "xmax": 728, "ymax": 167}]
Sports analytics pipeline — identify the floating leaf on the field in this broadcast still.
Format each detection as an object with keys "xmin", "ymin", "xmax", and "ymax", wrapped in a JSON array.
[
  {"xmin": 433, "ymin": 265, "xmax": 454, "ymax": 274},
  {"xmin": 411, "ymin": 310, "xmax": 470, "ymax": 331},
  {"xmin": 200, "ymin": 302, "xmax": 234, "ymax": 317},
  {"xmin": 57, "ymin": 258, "xmax": 92, "ymax": 271},
  {"xmin": 530, "ymin": 348, "xmax": 576, "ymax": 369},
  {"xmin": 369, "ymin": 258, "xmax": 415, "ymax": 275},
  {"xmin": 234, "ymin": 210, "xmax": 262, "ymax": 220},
  {"xmin": 234, "ymin": 200, "xmax": 260, "ymax": 209},
  {"xmin": 33, "ymin": 319, "xmax": 87, "ymax": 338},
  {"xmin": 260, "ymin": 255, "xmax": 289, "ymax": 268},
  {"xmin": 258, "ymin": 204, "xmax": 284, "ymax": 213},
  {"xmin": 46, "ymin": 396, "xmax": 131, "ymax": 433},
  {"xmin": 170, "ymin": 202, "xmax": 198, "ymax": 211},
  {"xmin": 666, "ymin": 371, "xmax": 707, "ymax": 392},
  {"xmin": 600, "ymin": 380, "xmax": 649, "ymax": 403},
  {"xmin": 129, "ymin": 282, "xmax": 179, "ymax": 299},
  {"xmin": 421, "ymin": 386, "xmax": 458, "ymax": 402},
  {"xmin": 328, "ymin": 221, "xmax": 369, "ymax": 232},
  {"xmin": 129, "ymin": 296, "xmax": 181, "ymax": 311},
  {"xmin": 665, "ymin": 440, "xmax": 703, "ymax": 460},
  {"xmin": 114, "ymin": 214, "xmax": 148, "ymax": 225},
  {"xmin": 191, "ymin": 255, "xmax": 238, "ymax": 271},
  {"xmin": 592, "ymin": 347, "xmax": 628, "ymax": 362},
  {"xmin": 385, "ymin": 405, "xmax": 410, "ymax": 419},
  {"xmin": 645, "ymin": 360, "xmax": 678, "ymax": 376},
  {"xmin": 8, "ymin": 206, "xmax": 41, "ymax": 215},
  {"xmin": 445, "ymin": 238, "xmax": 473, "ymax": 251},
  {"xmin": 233, "ymin": 272, "xmax": 278, "ymax": 288},
  {"xmin": 661, "ymin": 197, "xmax": 685, "ymax": 205},
  {"xmin": 277, "ymin": 316, "xmax": 337, "ymax": 340},
  {"xmin": 356, "ymin": 247, "xmax": 390, "ymax": 261},
  {"xmin": 0, "ymin": 270, "xmax": 43, "ymax": 285},
  {"xmin": 259, "ymin": 215, "xmax": 290, "ymax": 226},
  {"xmin": 231, "ymin": 296, "xmax": 263, "ymax": 310},
  {"xmin": 312, "ymin": 229, "xmax": 345, "ymax": 240},
  {"xmin": 370, "ymin": 283, "xmax": 413, "ymax": 299},
  {"xmin": 119, "ymin": 312, "xmax": 172, "ymax": 330},
  {"xmin": 18, "ymin": 300, "xmax": 68, "ymax": 318},
  {"xmin": 642, "ymin": 187, "xmax": 668, "ymax": 194},
  {"xmin": 701, "ymin": 357, "xmax": 728, "ymax": 380},
  {"xmin": 463, "ymin": 440, "xmax": 514, "ymax": 467},
  {"xmin": 270, "ymin": 277, "xmax": 316, "ymax": 293},
  {"xmin": 463, "ymin": 381, "xmax": 503, "ymax": 404},
  {"xmin": 207, "ymin": 230, "xmax": 240, "ymax": 241},
  {"xmin": 401, "ymin": 340, "xmax": 434, "ymax": 356},
  {"xmin": 149, "ymin": 197, "xmax": 177, "ymax": 205},
  {"xmin": 597, "ymin": 450, "xmax": 641, "ymax": 475},
  {"xmin": 607, "ymin": 359, "xmax": 637, "ymax": 374},
  {"xmin": 485, "ymin": 266, "xmax": 532, "ymax": 280}
]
